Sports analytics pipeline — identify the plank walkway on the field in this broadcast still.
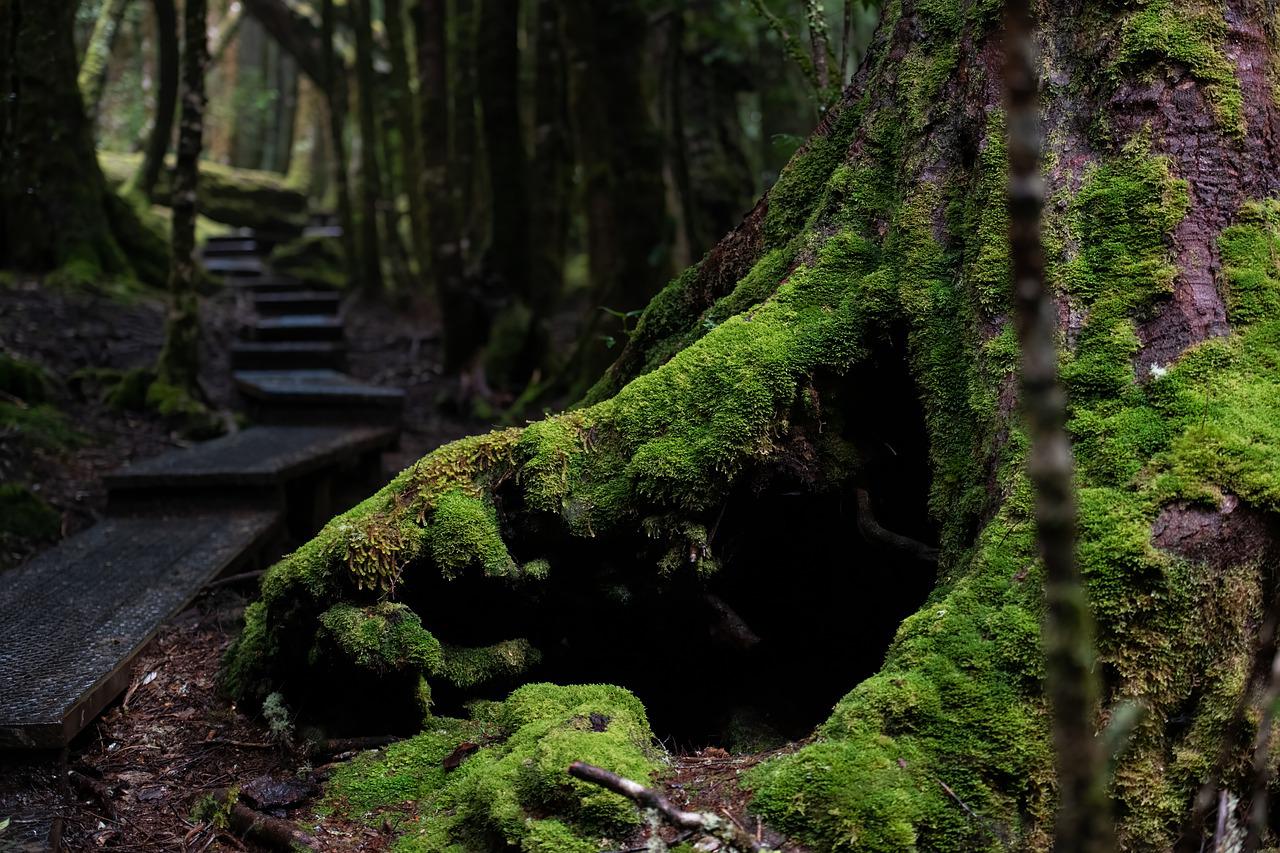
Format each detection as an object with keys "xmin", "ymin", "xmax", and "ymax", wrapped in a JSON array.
[{"xmin": 0, "ymin": 222, "xmax": 402, "ymax": 750}]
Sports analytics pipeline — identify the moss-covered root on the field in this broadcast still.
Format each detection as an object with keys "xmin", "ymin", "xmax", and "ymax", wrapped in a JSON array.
[{"xmin": 323, "ymin": 683, "xmax": 664, "ymax": 852}]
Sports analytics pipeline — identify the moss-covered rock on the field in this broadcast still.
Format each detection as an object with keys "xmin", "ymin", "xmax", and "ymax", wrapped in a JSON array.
[
  {"xmin": 98, "ymin": 151, "xmax": 308, "ymax": 233},
  {"xmin": 323, "ymin": 683, "xmax": 663, "ymax": 852}
]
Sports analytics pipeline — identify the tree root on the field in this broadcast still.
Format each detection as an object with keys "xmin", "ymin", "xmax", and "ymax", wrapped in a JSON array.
[
  {"xmin": 568, "ymin": 761, "xmax": 770, "ymax": 852},
  {"xmin": 855, "ymin": 488, "xmax": 939, "ymax": 564},
  {"xmin": 208, "ymin": 788, "xmax": 318, "ymax": 851}
]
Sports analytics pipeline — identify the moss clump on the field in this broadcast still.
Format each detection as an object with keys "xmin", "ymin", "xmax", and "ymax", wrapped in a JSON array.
[
  {"xmin": 324, "ymin": 684, "xmax": 662, "ymax": 852},
  {"xmin": 98, "ymin": 151, "xmax": 308, "ymax": 232},
  {"xmin": 1113, "ymin": 0, "xmax": 1243, "ymax": 136},
  {"xmin": 0, "ymin": 484, "xmax": 61, "ymax": 543},
  {"xmin": 763, "ymin": 98, "xmax": 863, "ymax": 247},
  {"xmin": 316, "ymin": 602, "xmax": 444, "ymax": 675},
  {"xmin": 425, "ymin": 491, "xmax": 518, "ymax": 579},
  {"xmin": 1218, "ymin": 199, "xmax": 1280, "ymax": 324},
  {"xmin": 440, "ymin": 639, "xmax": 541, "ymax": 690}
]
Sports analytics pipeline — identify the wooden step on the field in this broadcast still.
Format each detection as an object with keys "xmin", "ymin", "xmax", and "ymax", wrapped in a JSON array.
[
  {"xmin": 204, "ymin": 257, "xmax": 266, "ymax": 278},
  {"xmin": 253, "ymin": 290, "xmax": 341, "ymax": 317},
  {"xmin": 104, "ymin": 424, "xmax": 395, "ymax": 500},
  {"xmin": 0, "ymin": 509, "xmax": 280, "ymax": 748},
  {"xmin": 234, "ymin": 370, "xmax": 405, "ymax": 425},
  {"xmin": 231, "ymin": 275, "xmax": 311, "ymax": 294},
  {"xmin": 230, "ymin": 340, "xmax": 348, "ymax": 370},
  {"xmin": 201, "ymin": 238, "xmax": 260, "ymax": 258},
  {"xmin": 250, "ymin": 315, "xmax": 345, "ymax": 343}
]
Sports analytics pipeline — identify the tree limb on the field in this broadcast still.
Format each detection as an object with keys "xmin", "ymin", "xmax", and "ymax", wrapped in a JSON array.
[
  {"xmin": 240, "ymin": 0, "xmax": 326, "ymax": 83},
  {"xmin": 567, "ymin": 762, "xmax": 767, "ymax": 852}
]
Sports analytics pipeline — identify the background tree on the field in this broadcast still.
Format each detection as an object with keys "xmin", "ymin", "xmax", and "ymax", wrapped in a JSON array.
[
  {"xmin": 350, "ymin": 0, "xmax": 384, "ymax": 292},
  {"xmin": 134, "ymin": 0, "xmax": 178, "ymax": 201}
]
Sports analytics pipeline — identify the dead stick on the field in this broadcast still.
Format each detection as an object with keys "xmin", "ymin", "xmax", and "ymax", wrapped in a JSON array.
[
  {"xmin": 568, "ymin": 762, "xmax": 764, "ymax": 851},
  {"xmin": 209, "ymin": 789, "xmax": 317, "ymax": 851}
]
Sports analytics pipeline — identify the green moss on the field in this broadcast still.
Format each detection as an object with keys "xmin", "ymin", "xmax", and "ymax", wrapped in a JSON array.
[
  {"xmin": 0, "ymin": 483, "xmax": 61, "ymax": 543},
  {"xmin": 268, "ymin": 234, "xmax": 347, "ymax": 289},
  {"xmin": 0, "ymin": 401, "xmax": 84, "ymax": 451},
  {"xmin": 962, "ymin": 111, "xmax": 1012, "ymax": 316},
  {"xmin": 316, "ymin": 602, "xmax": 444, "ymax": 675},
  {"xmin": 763, "ymin": 99, "xmax": 862, "ymax": 247},
  {"xmin": 1113, "ymin": 0, "xmax": 1243, "ymax": 136},
  {"xmin": 1218, "ymin": 199, "xmax": 1280, "ymax": 324},
  {"xmin": 325, "ymin": 684, "xmax": 662, "ymax": 853},
  {"xmin": 440, "ymin": 639, "xmax": 541, "ymax": 690},
  {"xmin": 425, "ymin": 491, "xmax": 517, "ymax": 579}
]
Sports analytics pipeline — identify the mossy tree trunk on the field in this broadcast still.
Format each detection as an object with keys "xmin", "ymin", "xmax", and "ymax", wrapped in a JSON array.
[
  {"xmin": 0, "ymin": 0, "xmax": 130, "ymax": 280},
  {"xmin": 78, "ymin": 0, "xmax": 133, "ymax": 124},
  {"xmin": 156, "ymin": 0, "xmax": 207, "ymax": 394},
  {"xmin": 134, "ymin": 0, "xmax": 179, "ymax": 202},
  {"xmin": 228, "ymin": 1, "xmax": 1280, "ymax": 850},
  {"xmin": 351, "ymin": 0, "xmax": 385, "ymax": 292}
]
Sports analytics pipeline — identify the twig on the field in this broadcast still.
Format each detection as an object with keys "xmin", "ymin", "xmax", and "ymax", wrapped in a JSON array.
[
  {"xmin": 203, "ymin": 570, "xmax": 265, "ymax": 591},
  {"xmin": 854, "ymin": 488, "xmax": 940, "ymax": 564},
  {"xmin": 568, "ymin": 762, "xmax": 766, "ymax": 851}
]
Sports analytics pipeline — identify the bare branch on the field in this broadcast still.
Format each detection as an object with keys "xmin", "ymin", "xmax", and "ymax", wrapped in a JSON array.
[
  {"xmin": 1003, "ymin": 2, "xmax": 1115, "ymax": 851},
  {"xmin": 748, "ymin": 0, "xmax": 821, "ymax": 94},
  {"xmin": 855, "ymin": 488, "xmax": 940, "ymax": 564},
  {"xmin": 567, "ymin": 762, "xmax": 767, "ymax": 852}
]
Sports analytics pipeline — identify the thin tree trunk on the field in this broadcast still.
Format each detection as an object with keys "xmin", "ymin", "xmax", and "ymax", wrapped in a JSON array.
[
  {"xmin": 451, "ymin": 0, "xmax": 478, "ymax": 261},
  {"xmin": 528, "ymin": 0, "xmax": 570, "ymax": 320},
  {"xmin": 385, "ymin": 0, "xmax": 431, "ymax": 283},
  {"xmin": 79, "ymin": 0, "xmax": 133, "ymax": 123},
  {"xmin": 321, "ymin": 0, "xmax": 357, "ymax": 277},
  {"xmin": 351, "ymin": 0, "xmax": 384, "ymax": 292},
  {"xmin": 156, "ymin": 0, "xmax": 207, "ymax": 394},
  {"xmin": 210, "ymin": 1, "xmax": 244, "ymax": 64}
]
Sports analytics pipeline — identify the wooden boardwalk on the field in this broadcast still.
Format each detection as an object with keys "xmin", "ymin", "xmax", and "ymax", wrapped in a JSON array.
[{"xmin": 0, "ymin": 225, "xmax": 402, "ymax": 749}]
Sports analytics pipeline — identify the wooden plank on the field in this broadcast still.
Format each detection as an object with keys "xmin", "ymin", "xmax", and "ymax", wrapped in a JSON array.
[
  {"xmin": 0, "ymin": 510, "xmax": 280, "ymax": 748},
  {"xmin": 251, "ymin": 315, "xmax": 345, "ymax": 343},
  {"xmin": 230, "ymin": 340, "xmax": 348, "ymax": 370},
  {"xmin": 103, "ymin": 424, "xmax": 396, "ymax": 494}
]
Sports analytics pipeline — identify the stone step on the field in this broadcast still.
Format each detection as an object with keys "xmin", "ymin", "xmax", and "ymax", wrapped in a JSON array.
[
  {"xmin": 230, "ymin": 340, "xmax": 348, "ymax": 370},
  {"xmin": 234, "ymin": 370, "xmax": 405, "ymax": 425},
  {"xmin": 250, "ymin": 315, "xmax": 345, "ymax": 343},
  {"xmin": 204, "ymin": 256, "xmax": 266, "ymax": 278},
  {"xmin": 253, "ymin": 290, "xmax": 342, "ymax": 317},
  {"xmin": 0, "ymin": 509, "xmax": 281, "ymax": 748},
  {"xmin": 104, "ymin": 424, "xmax": 396, "ymax": 519}
]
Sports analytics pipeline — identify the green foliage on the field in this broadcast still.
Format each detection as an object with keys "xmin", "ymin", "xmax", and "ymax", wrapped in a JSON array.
[
  {"xmin": 0, "ymin": 354, "xmax": 49, "ymax": 403},
  {"xmin": 324, "ymin": 684, "xmax": 662, "ymax": 852},
  {"xmin": 1113, "ymin": 0, "xmax": 1243, "ymax": 136}
]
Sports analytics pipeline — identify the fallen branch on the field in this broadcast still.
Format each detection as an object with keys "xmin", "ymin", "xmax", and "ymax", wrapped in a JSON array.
[
  {"xmin": 854, "ymin": 488, "xmax": 940, "ymax": 564},
  {"xmin": 307, "ymin": 734, "xmax": 399, "ymax": 760},
  {"xmin": 208, "ymin": 789, "xmax": 318, "ymax": 851},
  {"xmin": 568, "ymin": 762, "xmax": 767, "ymax": 852}
]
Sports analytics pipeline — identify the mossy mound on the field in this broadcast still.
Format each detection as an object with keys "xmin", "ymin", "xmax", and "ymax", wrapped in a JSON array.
[
  {"xmin": 99, "ymin": 152, "xmax": 308, "ymax": 233},
  {"xmin": 323, "ymin": 683, "xmax": 663, "ymax": 852}
]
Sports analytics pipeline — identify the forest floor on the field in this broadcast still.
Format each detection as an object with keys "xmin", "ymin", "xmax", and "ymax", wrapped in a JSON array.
[{"xmin": 0, "ymin": 277, "xmax": 798, "ymax": 852}]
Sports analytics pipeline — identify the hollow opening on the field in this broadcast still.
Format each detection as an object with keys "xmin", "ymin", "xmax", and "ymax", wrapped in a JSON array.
[{"xmin": 406, "ymin": 341, "xmax": 940, "ymax": 749}]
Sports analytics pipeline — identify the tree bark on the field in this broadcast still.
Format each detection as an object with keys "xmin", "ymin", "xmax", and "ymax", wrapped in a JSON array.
[
  {"xmin": 528, "ymin": 0, "xmax": 570, "ymax": 323},
  {"xmin": 156, "ymin": 0, "xmax": 207, "ymax": 394},
  {"xmin": 0, "ymin": 0, "xmax": 129, "ymax": 278},
  {"xmin": 350, "ymin": 0, "xmax": 384, "ymax": 292}
]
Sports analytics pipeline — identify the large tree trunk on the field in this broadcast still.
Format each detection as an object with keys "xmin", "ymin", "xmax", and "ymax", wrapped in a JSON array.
[
  {"xmin": 155, "ymin": 0, "xmax": 207, "ymax": 394},
  {"xmin": 0, "ymin": 0, "xmax": 130, "ymax": 279},
  {"xmin": 227, "ymin": 1, "xmax": 1280, "ymax": 850}
]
